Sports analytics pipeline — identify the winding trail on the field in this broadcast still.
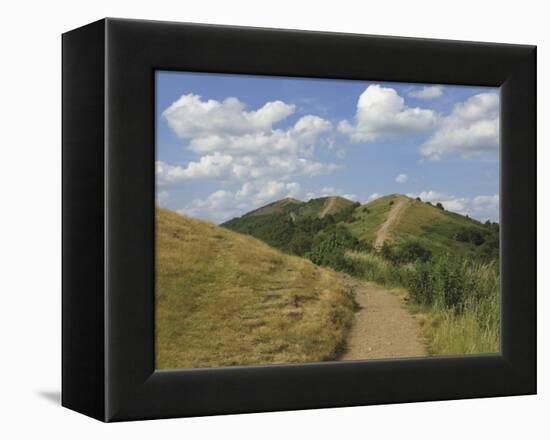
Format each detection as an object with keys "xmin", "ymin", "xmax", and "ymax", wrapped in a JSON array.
[
  {"xmin": 374, "ymin": 199, "xmax": 408, "ymax": 249},
  {"xmin": 340, "ymin": 280, "xmax": 427, "ymax": 361},
  {"xmin": 319, "ymin": 197, "xmax": 337, "ymax": 218}
]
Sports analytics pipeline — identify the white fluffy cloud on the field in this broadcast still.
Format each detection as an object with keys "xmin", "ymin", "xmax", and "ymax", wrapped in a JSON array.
[
  {"xmin": 163, "ymin": 94, "xmax": 295, "ymax": 139},
  {"xmin": 156, "ymin": 154, "xmax": 338, "ymax": 184},
  {"xmin": 407, "ymin": 190, "xmax": 499, "ymax": 221},
  {"xmin": 420, "ymin": 92, "xmax": 499, "ymax": 160},
  {"xmin": 408, "ymin": 85, "xmax": 444, "ymax": 99},
  {"xmin": 395, "ymin": 174, "xmax": 408, "ymax": 184},
  {"xmin": 185, "ymin": 114, "xmax": 332, "ymax": 157},
  {"xmin": 162, "ymin": 94, "xmax": 331, "ymax": 157},
  {"xmin": 177, "ymin": 190, "xmax": 241, "ymax": 223},
  {"xmin": 158, "ymin": 94, "xmax": 335, "ymax": 184},
  {"xmin": 338, "ymin": 85, "xmax": 438, "ymax": 142},
  {"xmin": 237, "ymin": 180, "xmax": 302, "ymax": 206}
]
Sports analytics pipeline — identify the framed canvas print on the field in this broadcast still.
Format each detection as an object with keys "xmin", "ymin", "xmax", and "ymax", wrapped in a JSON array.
[{"xmin": 62, "ymin": 18, "xmax": 536, "ymax": 422}]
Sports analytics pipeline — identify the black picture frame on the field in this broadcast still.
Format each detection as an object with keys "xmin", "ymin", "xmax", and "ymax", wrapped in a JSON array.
[{"xmin": 62, "ymin": 18, "xmax": 536, "ymax": 422}]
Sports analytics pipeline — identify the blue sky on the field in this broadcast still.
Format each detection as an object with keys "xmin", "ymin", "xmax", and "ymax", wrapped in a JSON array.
[{"xmin": 156, "ymin": 71, "xmax": 499, "ymax": 223}]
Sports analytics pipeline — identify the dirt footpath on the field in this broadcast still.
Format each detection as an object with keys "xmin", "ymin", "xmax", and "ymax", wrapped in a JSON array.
[
  {"xmin": 340, "ymin": 281, "xmax": 427, "ymax": 361},
  {"xmin": 374, "ymin": 199, "xmax": 408, "ymax": 249}
]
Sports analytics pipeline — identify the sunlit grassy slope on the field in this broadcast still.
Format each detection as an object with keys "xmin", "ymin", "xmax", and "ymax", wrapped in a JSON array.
[
  {"xmin": 348, "ymin": 194, "xmax": 490, "ymax": 258},
  {"xmin": 156, "ymin": 208, "xmax": 356, "ymax": 369}
]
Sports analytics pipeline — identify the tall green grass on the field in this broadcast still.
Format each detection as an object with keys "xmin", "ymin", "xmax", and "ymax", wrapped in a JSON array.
[
  {"xmin": 345, "ymin": 251, "xmax": 410, "ymax": 287},
  {"xmin": 345, "ymin": 250, "xmax": 500, "ymax": 355}
]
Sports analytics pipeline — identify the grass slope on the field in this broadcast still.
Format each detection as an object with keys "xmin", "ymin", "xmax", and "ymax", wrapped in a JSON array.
[
  {"xmin": 347, "ymin": 194, "xmax": 493, "ymax": 258},
  {"xmin": 156, "ymin": 208, "xmax": 356, "ymax": 369}
]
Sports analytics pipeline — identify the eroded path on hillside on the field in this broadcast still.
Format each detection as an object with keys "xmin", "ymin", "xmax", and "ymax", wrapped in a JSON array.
[
  {"xmin": 339, "ymin": 280, "xmax": 427, "ymax": 361},
  {"xmin": 319, "ymin": 197, "xmax": 337, "ymax": 218},
  {"xmin": 374, "ymin": 199, "xmax": 408, "ymax": 249}
]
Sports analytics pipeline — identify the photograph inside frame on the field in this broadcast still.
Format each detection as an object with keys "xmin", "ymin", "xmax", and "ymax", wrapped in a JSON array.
[{"xmin": 154, "ymin": 71, "xmax": 500, "ymax": 370}]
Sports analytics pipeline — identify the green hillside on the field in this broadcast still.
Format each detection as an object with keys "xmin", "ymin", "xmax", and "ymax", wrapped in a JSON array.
[
  {"xmin": 223, "ymin": 194, "xmax": 499, "ymax": 263},
  {"xmin": 349, "ymin": 194, "xmax": 499, "ymax": 260},
  {"xmin": 156, "ymin": 208, "xmax": 356, "ymax": 369},
  {"xmin": 222, "ymin": 196, "xmax": 359, "ymax": 255}
]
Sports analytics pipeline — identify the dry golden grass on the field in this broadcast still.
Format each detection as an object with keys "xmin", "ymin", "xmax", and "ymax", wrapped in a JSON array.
[{"xmin": 156, "ymin": 208, "xmax": 356, "ymax": 369}]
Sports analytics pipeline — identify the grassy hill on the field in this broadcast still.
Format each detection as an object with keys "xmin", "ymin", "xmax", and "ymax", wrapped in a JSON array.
[
  {"xmin": 349, "ymin": 194, "xmax": 498, "ymax": 260},
  {"xmin": 156, "ymin": 208, "xmax": 356, "ymax": 369},
  {"xmin": 222, "ymin": 196, "xmax": 359, "ymax": 255},
  {"xmin": 223, "ymin": 193, "xmax": 499, "ymax": 263}
]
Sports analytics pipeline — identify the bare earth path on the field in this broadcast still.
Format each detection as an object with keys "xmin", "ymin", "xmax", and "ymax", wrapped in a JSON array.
[
  {"xmin": 340, "ymin": 280, "xmax": 427, "ymax": 360},
  {"xmin": 374, "ymin": 199, "xmax": 408, "ymax": 249},
  {"xmin": 319, "ymin": 197, "xmax": 337, "ymax": 218}
]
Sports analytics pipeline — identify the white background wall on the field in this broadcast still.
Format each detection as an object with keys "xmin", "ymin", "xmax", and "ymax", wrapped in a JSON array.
[{"xmin": 0, "ymin": 0, "xmax": 546, "ymax": 437}]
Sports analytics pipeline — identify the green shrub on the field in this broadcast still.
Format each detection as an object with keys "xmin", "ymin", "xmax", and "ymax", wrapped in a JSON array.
[
  {"xmin": 344, "ymin": 251, "xmax": 410, "ymax": 287},
  {"xmin": 288, "ymin": 231, "xmax": 313, "ymax": 255},
  {"xmin": 380, "ymin": 241, "xmax": 432, "ymax": 264},
  {"xmin": 454, "ymin": 227, "xmax": 485, "ymax": 245},
  {"xmin": 307, "ymin": 225, "xmax": 360, "ymax": 272},
  {"xmin": 406, "ymin": 262, "xmax": 436, "ymax": 305},
  {"xmin": 406, "ymin": 257, "xmax": 498, "ymax": 314}
]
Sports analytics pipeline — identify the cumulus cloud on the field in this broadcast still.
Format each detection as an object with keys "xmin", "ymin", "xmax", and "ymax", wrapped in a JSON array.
[
  {"xmin": 420, "ymin": 92, "xmax": 499, "ymax": 160},
  {"xmin": 177, "ymin": 190, "xmax": 241, "ymax": 223},
  {"xmin": 158, "ymin": 94, "xmax": 336, "ymax": 183},
  {"xmin": 408, "ymin": 85, "xmax": 444, "ymax": 99},
  {"xmin": 395, "ymin": 174, "xmax": 408, "ymax": 184},
  {"xmin": 237, "ymin": 180, "xmax": 302, "ymax": 206},
  {"xmin": 185, "ymin": 114, "xmax": 332, "ymax": 156},
  {"xmin": 407, "ymin": 190, "xmax": 499, "ymax": 221},
  {"xmin": 368, "ymin": 193, "xmax": 382, "ymax": 201},
  {"xmin": 338, "ymin": 85, "xmax": 438, "ymax": 142},
  {"xmin": 156, "ymin": 154, "xmax": 233, "ymax": 183},
  {"xmin": 163, "ymin": 94, "xmax": 295, "ymax": 139},
  {"xmin": 162, "ymin": 94, "xmax": 331, "ymax": 157},
  {"xmin": 156, "ymin": 155, "xmax": 338, "ymax": 185}
]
